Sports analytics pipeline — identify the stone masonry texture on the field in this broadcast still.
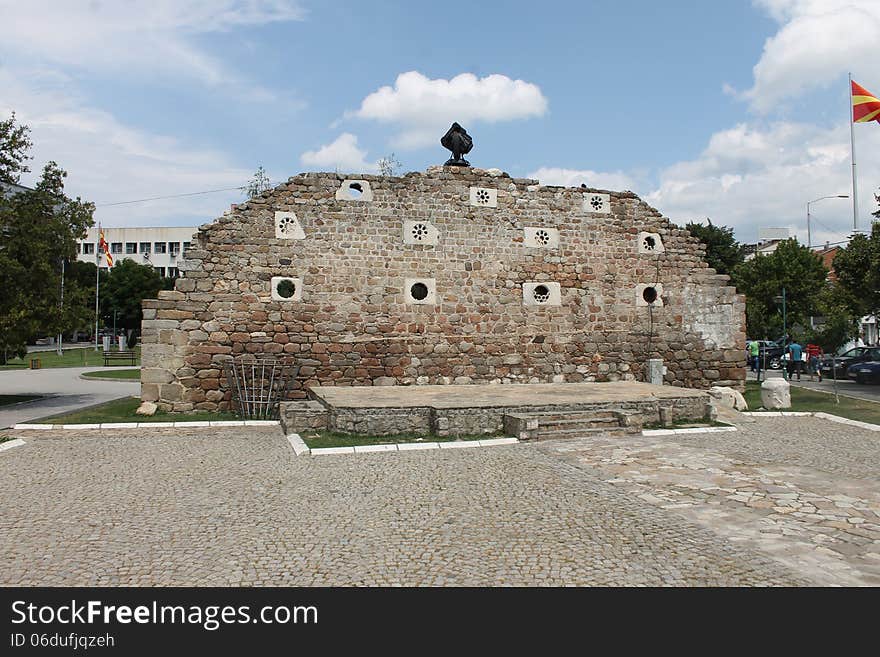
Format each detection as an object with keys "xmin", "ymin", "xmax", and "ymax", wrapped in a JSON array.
[{"xmin": 140, "ymin": 166, "xmax": 746, "ymax": 412}]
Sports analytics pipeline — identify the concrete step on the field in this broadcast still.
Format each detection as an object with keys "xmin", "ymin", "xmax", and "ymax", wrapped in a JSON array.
[
  {"xmin": 280, "ymin": 400, "xmax": 328, "ymax": 433},
  {"xmin": 503, "ymin": 408, "xmax": 641, "ymax": 441},
  {"xmin": 535, "ymin": 426, "xmax": 628, "ymax": 441},
  {"xmin": 537, "ymin": 416, "xmax": 621, "ymax": 431}
]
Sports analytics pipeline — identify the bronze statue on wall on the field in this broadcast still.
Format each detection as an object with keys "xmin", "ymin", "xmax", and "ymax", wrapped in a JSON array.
[{"xmin": 441, "ymin": 122, "xmax": 473, "ymax": 167}]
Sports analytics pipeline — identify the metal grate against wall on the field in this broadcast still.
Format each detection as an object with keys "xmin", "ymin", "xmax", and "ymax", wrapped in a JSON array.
[{"xmin": 223, "ymin": 355, "xmax": 298, "ymax": 420}]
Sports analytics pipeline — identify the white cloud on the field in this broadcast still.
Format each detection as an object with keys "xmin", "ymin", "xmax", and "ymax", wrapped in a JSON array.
[
  {"xmin": 526, "ymin": 167, "xmax": 637, "ymax": 192},
  {"xmin": 1, "ymin": 69, "xmax": 253, "ymax": 228},
  {"xmin": 300, "ymin": 133, "xmax": 376, "ymax": 173},
  {"xmin": 646, "ymin": 120, "xmax": 880, "ymax": 246},
  {"xmin": 350, "ymin": 71, "xmax": 548, "ymax": 149},
  {"xmin": 0, "ymin": 0, "xmax": 305, "ymax": 89},
  {"xmin": 745, "ymin": 0, "xmax": 880, "ymax": 112}
]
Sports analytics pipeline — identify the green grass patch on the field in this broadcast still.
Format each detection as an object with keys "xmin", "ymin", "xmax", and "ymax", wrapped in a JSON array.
[
  {"xmin": 301, "ymin": 429, "xmax": 505, "ymax": 449},
  {"xmin": 745, "ymin": 381, "xmax": 880, "ymax": 425},
  {"xmin": 0, "ymin": 347, "xmax": 141, "ymax": 370},
  {"xmin": 81, "ymin": 369, "xmax": 140, "ymax": 380},
  {"xmin": 0, "ymin": 394, "xmax": 42, "ymax": 407},
  {"xmin": 0, "ymin": 432, "xmax": 13, "ymax": 444},
  {"xmin": 40, "ymin": 396, "xmax": 239, "ymax": 425}
]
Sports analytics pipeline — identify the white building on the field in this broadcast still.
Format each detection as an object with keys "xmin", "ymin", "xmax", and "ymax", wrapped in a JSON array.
[{"xmin": 76, "ymin": 226, "xmax": 197, "ymax": 278}]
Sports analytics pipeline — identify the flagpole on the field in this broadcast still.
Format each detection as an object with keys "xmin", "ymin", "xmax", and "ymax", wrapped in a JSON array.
[
  {"xmin": 95, "ymin": 225, "xmax": 100, "ymax": 351},
  {"xmin": 850, "ymin": 72, "xmax": 860, "ymax": 234}
]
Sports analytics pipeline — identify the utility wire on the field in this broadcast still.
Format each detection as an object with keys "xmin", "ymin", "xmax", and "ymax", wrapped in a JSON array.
[{"xmin": 95, "ymin": 185, "xmax": 248, "ymax": 207}]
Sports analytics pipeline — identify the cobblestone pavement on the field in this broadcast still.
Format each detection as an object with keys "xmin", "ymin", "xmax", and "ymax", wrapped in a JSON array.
[
  {"xmin": 545, "ymin": 416, "xmax": 880, "ymax": 586},
  {"xmin": 0, "ymin": 426, "xmax": 814, "ymax": 586}
]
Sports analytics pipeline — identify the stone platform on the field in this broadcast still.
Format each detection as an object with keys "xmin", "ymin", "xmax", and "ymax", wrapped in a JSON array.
[{"xmin": 281, "ymin": 382, "xmax": 711, "ymax": 439}]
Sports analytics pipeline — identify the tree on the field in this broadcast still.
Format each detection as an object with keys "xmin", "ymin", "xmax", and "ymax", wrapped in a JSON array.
[
  {"xmin": 0, "ymin": 111, "xmax": 33, "ymax": 184},
  {"xmin": 245, "ymin": 166, "xmax": 271, "ymax": 199},
  {"xmin": 377, "ymin": 153, "xmax": 402, "ymax": 177},
  {"xmin": 685, "ymin": 219, "xmax": 745, "ymax": 276},
  {"xmin": 833, "ymin": 221, "xmax": 880, "ymax": 319},
  {"xmin": 732, "ymin": 239, "xmax": 828, "ymax": 339},
  {"xmin": 803, "ymin": 286, "xmax": 859, "ymax": 353},
  {"xmin": 0, "ymin": 121, "xmax": 95, "ymax": 362},
  {"xmin": 99, "ymin": 259, "xmax": 166, "ymax": 348}
]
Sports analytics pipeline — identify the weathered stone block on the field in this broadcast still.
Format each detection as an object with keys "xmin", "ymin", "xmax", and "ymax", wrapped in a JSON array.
[{"xmin": 761, "ymin": 379, "xmax": 791, "ymax": 409}]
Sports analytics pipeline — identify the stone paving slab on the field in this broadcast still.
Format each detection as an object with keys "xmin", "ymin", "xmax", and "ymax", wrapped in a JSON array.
[
  {"xmin": 0, "ymin": 425, "xmax": 806, "ymax": 586},
  {"xmin": 543, "ymin": 416, "xmax": 880, "ymax": 586}
]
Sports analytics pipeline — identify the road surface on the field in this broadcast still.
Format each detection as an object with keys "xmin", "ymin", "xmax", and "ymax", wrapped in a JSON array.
[{"xmin": 0, "ymin": 366, "xmax": 139, "ymax": 428}]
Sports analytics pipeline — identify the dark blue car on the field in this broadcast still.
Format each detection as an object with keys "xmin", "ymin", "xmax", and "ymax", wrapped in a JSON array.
[{"xmin": 847, "ymin": 359, "xmax": 880, "ymax": 384}]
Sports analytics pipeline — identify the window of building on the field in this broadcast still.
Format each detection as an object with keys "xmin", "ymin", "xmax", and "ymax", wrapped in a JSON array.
[
  {"xmin": 169, "ymin": 241, "xmax": 180, "ymax": 255},
  {"xmin": 76, "ymin": 243, "xmax": 82, "ymax": 254},
  {"xmin": 154, "ymin": 242, "xmax": 167, "ymax": 254},
  {"xmin": 125, "ymin": 242, "xmax": 137, "ymax": 254},
  {"xmin": 168, "ymin": 267, "xmax": 179, "ymax": 278},
  {"xmin": 111, "ymin": 242, "xmax": 122, "ymax": 254},
  {"xmin": 183, "ymin": 241, "xmax": 191, "ymax": 253},
  {"xmin": 140, "ymin": 242, "xmax": 151, "ymax": 253},
  {"xmin": 154, "ymin": 266, "xmax": 166, "ymax": 277},
  {"xmin": 82, "ymin": 243, "xmax": 94, "ymax": 255}
]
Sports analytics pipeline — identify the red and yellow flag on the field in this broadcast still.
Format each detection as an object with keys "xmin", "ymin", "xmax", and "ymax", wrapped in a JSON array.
[
  {"xmin": 852, "ymin": 80, "xmax": 880, "ymax": 123},
  {"xmin": 99, "ymin": 228, "xmax": 113, "ymax": 267}
]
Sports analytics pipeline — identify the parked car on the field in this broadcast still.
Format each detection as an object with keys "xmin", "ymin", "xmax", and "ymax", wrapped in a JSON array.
[
  {"xmin": 847, "ymin": 359, "xmax": 880, "ymax": 384},
  {"xmin": 819, "ymin": 346, "xmax": 880, "ymax": 379},
  {"xmin": 756, "ymin": 338, "xmax": 788, "ymax": 370}
]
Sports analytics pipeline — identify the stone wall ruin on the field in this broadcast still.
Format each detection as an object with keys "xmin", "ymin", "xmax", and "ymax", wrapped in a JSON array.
[{"xmin": 141, "ymin": 166, "xmax": 746, "ymax": 412}]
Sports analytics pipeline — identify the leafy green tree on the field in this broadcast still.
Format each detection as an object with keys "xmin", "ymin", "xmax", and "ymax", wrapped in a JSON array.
[
  {"xmin": 833, "ymin": 221, "xmax": 880, "ymax": 319},
  {"xmin": 802, "ymin": 286, "xmax": 859, "ymax": 352},
  {"xmin": 732, "ymin": 238, "xmax": 828, "ymax": 339},
  {"xmin": 684, "ymin": 219, "xmax": 745, "ymax": 276},
  {"xmin": 99, "ymin": 259, "xmax": 166, "ymax": 348},
  {"xmin": 0, "ymin": 111, "xmax": 33, "ymax": 184},
  {"xmin": 0, "ymin": 122, "xmax": 94, "ymax": 362}
]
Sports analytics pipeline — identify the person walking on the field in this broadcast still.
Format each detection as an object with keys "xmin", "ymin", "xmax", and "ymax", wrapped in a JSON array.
[
  {"xmin": 806, "ymin": 343, "xmax": 823, "ymax": 382},
  {"xmin": 788, "ymin": 339, "xmax": 804, "ymax": 381},
  {"xmin": 748, "ymin": 340, "xmax": 759, "ymax": 373}
]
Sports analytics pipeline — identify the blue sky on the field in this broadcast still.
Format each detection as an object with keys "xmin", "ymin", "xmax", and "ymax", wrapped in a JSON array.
[{"xmin": 2, "ymin": 0, "xmax": 879, "ymax": 247}]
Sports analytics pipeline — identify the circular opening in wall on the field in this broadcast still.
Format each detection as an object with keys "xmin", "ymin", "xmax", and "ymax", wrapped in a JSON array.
[
  {"xmin": 410, "ymin": 282, "xmax": 429, "ymax": 301},
  {"xmin": 276, "ymin": 279, "xmax": 296, "ymax": 299},
  {"xmin": 643, "ymin": 235, "xmax": 656, "ymax": 250},
  {"xmin": 348, "ymin": 183, "xmax": 363, "ymax": 198},
  {"xmin": 642, "ymin": 286, "xmax": 658, "ymax": 304},
  {"xmin": 278, "ymin": 215, "xmax": 296, "ymax": 235},
  {"xmin": 536, "ymin": 229, "xmax": 550, "ymax": 245},
  {"xmin": 411, "ymin": 223, "xmax": 429, "ymax": 240},
  {"xmin": 533, "ymin": 285, "xmax": 551, "ymax": 303},
  {"xmin": 475, "ymin": 189, "xmax": 491, "ymax": 205}
]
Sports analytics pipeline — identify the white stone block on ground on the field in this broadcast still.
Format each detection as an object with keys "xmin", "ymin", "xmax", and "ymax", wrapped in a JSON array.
[
  {"xmin": 0, "ymin": 438, "xmax": 26, "ymax": 452},
  {"xmin": 397, "ymin": 442, "xmax": 440, "ymax": 451},
  {"xmin": 761, "ymin": 379, "xmax": 791, "ymax": 409},
  {"xmin": 353, "ymin": 444, "xmax": 398, "ymax": 453}
]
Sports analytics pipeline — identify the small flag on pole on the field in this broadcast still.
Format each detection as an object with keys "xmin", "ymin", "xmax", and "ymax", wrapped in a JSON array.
[
  {"xmin": 99, "ymin": 227, "xmax": 113, "ymax": 267},
  {"xmin": 852, "ymin": 80, "xmax": 880, "ymax": 123}
]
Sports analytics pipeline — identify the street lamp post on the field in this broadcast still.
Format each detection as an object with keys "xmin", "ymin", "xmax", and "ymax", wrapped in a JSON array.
[
  {"xmin": 806, "ymin": 195, "xmax": 849, "ymax": 249},
  {"xmin": 773, "ymin": 288, "xmax": 787, "ymax": 337},
  {"xmin": 773, "ymin": 288, "xmax": 787, "ymax": 378}
]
